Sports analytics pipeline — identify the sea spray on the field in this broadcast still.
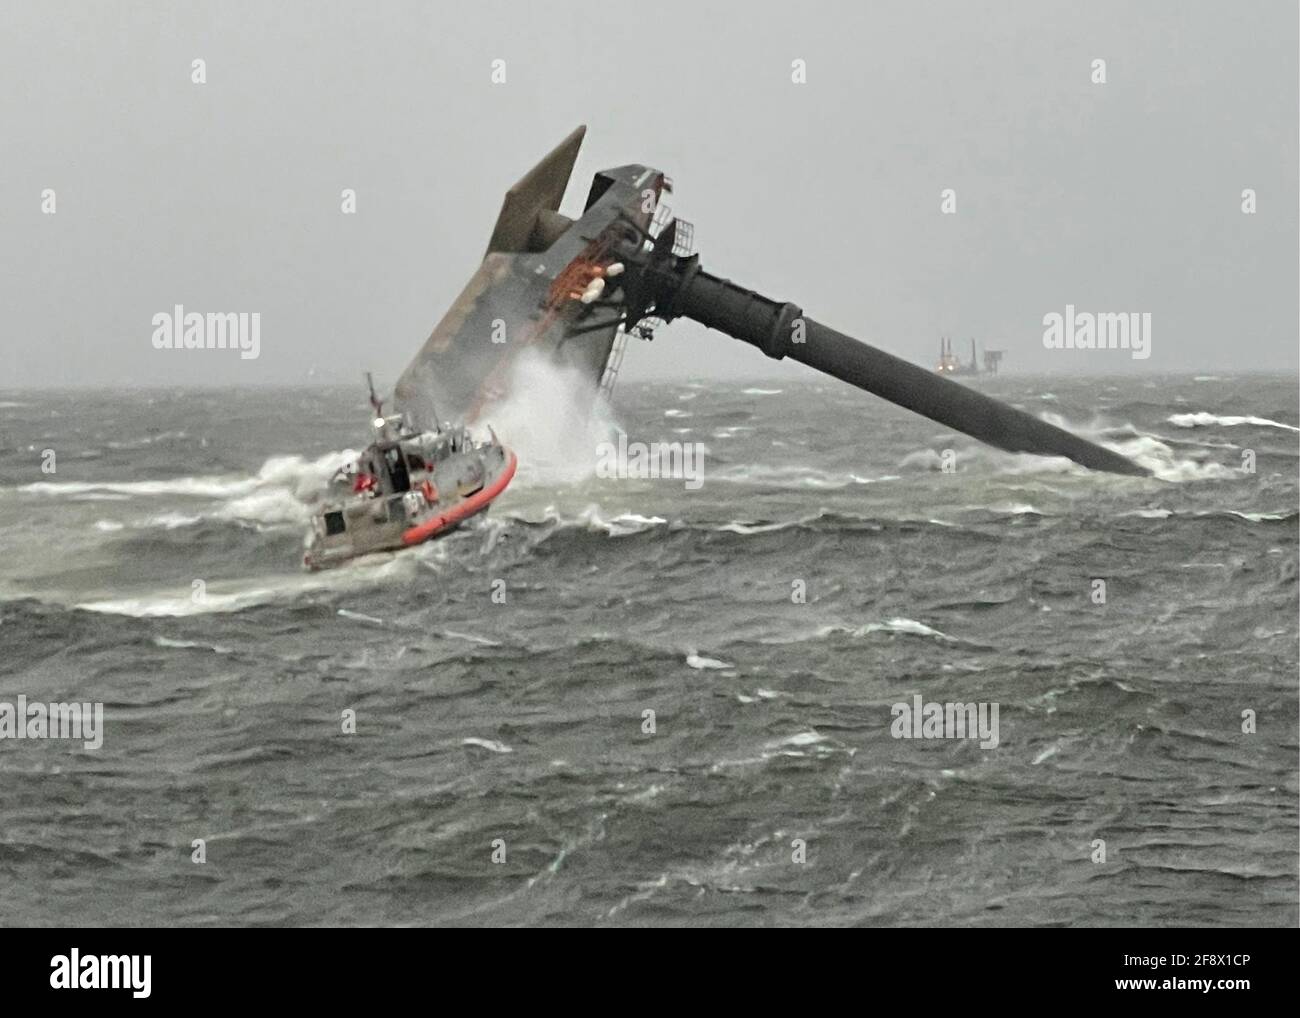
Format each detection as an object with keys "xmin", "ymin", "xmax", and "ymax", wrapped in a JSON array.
[{"xmin": 475, "ymin": 350, "xmax": 619, "ymax": 485}]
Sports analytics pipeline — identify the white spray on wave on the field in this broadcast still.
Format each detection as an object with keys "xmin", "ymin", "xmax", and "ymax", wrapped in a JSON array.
[{"xmin": 474, "ymin": 350, "xmax": 619, "ymax": 486}]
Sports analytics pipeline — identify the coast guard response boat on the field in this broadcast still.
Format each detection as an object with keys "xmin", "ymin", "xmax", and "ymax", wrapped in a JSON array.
[{"xmin": 303, "ymin": 376, "xmax": 515, "ymax": 570}]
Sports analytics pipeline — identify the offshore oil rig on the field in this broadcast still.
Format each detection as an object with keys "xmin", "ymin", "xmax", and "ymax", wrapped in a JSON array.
[
  {"xmin": 937, "ymin": 337, "xmax": 1004, "ymax": 376},
  {"xmin": 393, "ymin": 127, "xmax": 1145, "ymax": 477}
]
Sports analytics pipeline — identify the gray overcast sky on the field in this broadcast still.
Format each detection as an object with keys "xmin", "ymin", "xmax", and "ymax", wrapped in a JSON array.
[{"xmin": 1, "ymin": 0, "xmax": 1296, "ymax": 387}]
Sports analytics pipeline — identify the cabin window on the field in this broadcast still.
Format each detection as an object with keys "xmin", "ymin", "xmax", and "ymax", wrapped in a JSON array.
[
  {"xmin": 324, "ymin": 511, "xmax": 346, "ymax": 536},
  {"xmin": 383, "ymin": 446, "xmax": 412, "ymax": 492}
]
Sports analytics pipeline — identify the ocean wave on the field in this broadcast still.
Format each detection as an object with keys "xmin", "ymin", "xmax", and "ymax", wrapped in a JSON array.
[
  {"xmin": 18, "ymin": 451, "xmax": 355, "ymax": 533},
  {"xmin": 686, "ymin": 650, "xmax": 733, "ymax": 670},
  {"xmin": 79, "ymin": 585, "xmax": 295, "ymax": 618},
  {"xmin": 858, "ymin": 617, "xmax": 954, "ymax": 640},
  {"xmin": 1010, "ymin": 413, "xmax": 1258, "ymax": 481},
  {"xmin": 75, "ymin": 552, "xmax": 417, "ymax": 617},
  {"xmin": 499, "ymin": 505, "xmax": 669, "ymax": 539},
  {"xmin": 142, "ymin": 511, "xmax": 205, "ymax": 529},
  {"xmin": 152, "ymin": 635, "xmax": 232, "ymax": 654},
  {"xmin": 1120, "ymin": 508, "xmax": 1297, "ymax": 524},
  {"xmin": 440, "ymin": 629, "xmax": 502, "ymax": 647},
  {"xmin": 462, "ymin": 737, "xmax": 512, "ymax": 754},
  {"xmin": 16, "ymin": 449, "xmax": 355, "ymax": 503},
  {"xmin": 711, "ymin": 518, "xmax": 804, "ymax": 535},
  {"xmin": 215, "ymin": 488, "xmax": 314, "ymax": 527},
  {"xmin": 764, "ymin": 729, "xmax": 836, "ymax": 757},
  {"xmin": 760, "ymin": 617, "xmax": 957, "ymax": 644},
  {"xmin": 711, "ymin": 463, "xmax": 900, "ymax": 488},
  {"xmin": 1110, "ymin": 435, "xmax": 1244, "ymax": 482},
  {"xmin": 505, "ymin": 505, "xmax": 965, "ymax": 543},
  {"xmin": 736, "ymin": 689, "xmax": 781, "ymax": 704},
  {"xmin": 23, "ymin": 475, "xmax": 253, "ymax": 499},
  {"xmin": 337, "ymin": 608, "xmax": 385, "ymax": 626},
  {"xmin": 1168, "ymin": 412, "xmax": 1299, "ymax": 433},
  {"xmin": 105, "ymin": 430, "xmax": 190, "ymax": 450},
  {"xmin": 899, "ymin": 445, "xmax": 1085, "ymax": 477},
  {"xmin": 986, "ymin": 502, "xmax": 1043, "ymax": 516},
  {"xmin": 1228, "ymin": 510, "xmax": 1298, "ymax": 523}
]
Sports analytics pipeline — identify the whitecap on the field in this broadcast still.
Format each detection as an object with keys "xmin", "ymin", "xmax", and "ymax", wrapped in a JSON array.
[
  {"xmin": 152, "ymin": 636, "xmax": 231, "ymax": 654},
  {"xmin": 337, "ymin": 608, "xmax": 385, "ymax": 626},
  {"xmin": 713, "ymin": 519, "xmax": 791, "ymax": 535},
  {"xmin": 18, "ymin": 448, "xmax": 357, "ymax": 505},
  {"xmin": 858, "ymin": 618, "xmax": 952, "ymax": 641},
  {"xmin": 775, "ymin": 731, "xmax": 826, "ymax": 748},
  {"xmin": 580, "ymin": 507, "xmax": 668, "ymax": 536},
  {"xmin": 1168, "ymin": 411, "xmax": 1298, "ymax": 433},
  {"xmin": 686, "ymin": 651, "xmax": 733, "ymax": 670},
  {"xmin": 988, "ymin": 502, "xmax": 1043, "ymax": 516},
  {"xmin": 142, "ymin": 512, "xmax": 203, "ymax": 529},
  {"xmin": 76, "ymin": 554, "xmax": 414, "ymax": 617},
  {"xmin": 462, "ymin": 737, "xmax": 512, "ymax": 753},
  {"xmin": 1110, "ymin": 434, "xmax": 1242, "ymax": 481},
  {"xmin": 441, "ymin": 629, "xmax": 501, "ymax": 646}
]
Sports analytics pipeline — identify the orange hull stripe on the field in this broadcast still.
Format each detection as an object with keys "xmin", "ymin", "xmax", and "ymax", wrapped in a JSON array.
[{"xmin": 400, "ymin": 450, "xmax": 517, "ymax": 546}]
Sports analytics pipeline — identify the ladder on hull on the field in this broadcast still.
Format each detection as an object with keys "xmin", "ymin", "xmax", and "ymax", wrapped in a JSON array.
[{"xmin": 598, "ymin": 328, "xmax": 629, "ymax": 401}]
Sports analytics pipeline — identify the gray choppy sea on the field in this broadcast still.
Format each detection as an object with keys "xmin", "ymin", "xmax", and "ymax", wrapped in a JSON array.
[{"xmin": 0, "ymin": 373, "xmax": 1296, "ymax": 926}]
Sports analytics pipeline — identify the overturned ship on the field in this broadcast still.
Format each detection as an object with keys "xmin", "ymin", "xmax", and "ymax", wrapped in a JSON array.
[{"xmin": 394, "ymin": 126, "xmax": 1146, "ymax": 478}]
